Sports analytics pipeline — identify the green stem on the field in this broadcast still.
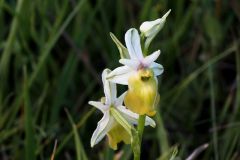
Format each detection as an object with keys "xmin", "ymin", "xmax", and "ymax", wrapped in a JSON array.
[
  {"xmin": 137, "ymin": 115, "xmax": 146, "ymax": 145},
  {"xmin": 133, "ymin": 115, "xmax": 146, "ymax": 160},
  {"xmin": 133, "ymin": 150, "xmax": 140, "ymax": 160}
]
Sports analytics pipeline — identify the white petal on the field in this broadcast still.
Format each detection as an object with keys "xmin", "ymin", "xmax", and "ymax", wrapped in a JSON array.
[
  {"xmin": 143, "ymin": 50, "xmax": 161, "ymax": 66},
  {"xmin": 90, "ymin": 112, "xmax": 114, "ymax": 147},
  {"xmin": 125, "ymin": 28, "xmax": 144, "ymax": 60},
  {"xmin": 88, "ymin": 101, "xmax": 109, "ymax": 113},
  {"xmin": 117, "ymin": 106, "xmax": 156, "ymax": 127},
  {"xmin": 119, "ymin": 59, "xmax": 140, "ymax": 70},
  {"xmin": 114, "ymin": 92, "xmax": 127, "ymax": 107},
  {"xmin": 107, "ymin": 66, "xmax": 136, "ymax": 85},
  {"xmin": 102, "ymin": 69, "xmax": 117, "ymax": 104},
  {"xmin": 149, "ymin": 62, "xmax": 164, "ymax": 76}
]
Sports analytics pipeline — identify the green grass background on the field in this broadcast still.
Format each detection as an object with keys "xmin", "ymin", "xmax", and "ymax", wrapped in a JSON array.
[{"xmin": 0, "ymin": 0, "xmax": 240, "ymax": 159}]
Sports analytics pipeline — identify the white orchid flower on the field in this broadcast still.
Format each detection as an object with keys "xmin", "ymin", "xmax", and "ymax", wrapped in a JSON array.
[
  {"xmin": 89, "ymin": 69, "xmax": 156, "ymax": 150},
  {"xmin": 140, "ymin": 10, "xmax": 171, "ymax": 49},
  {"xmin": 107, "ymin": 28, "xmax": 163, "ymax": 85}
]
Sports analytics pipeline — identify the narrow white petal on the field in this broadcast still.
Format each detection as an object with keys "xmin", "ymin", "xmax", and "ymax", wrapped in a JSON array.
[
  {"xmin": 90, "ymin": 112, "xmax": 114, "ymax": 147},
  {"xmin": 143, "ymin": 50, "xmax": 161, "ymax": 66},
  {"xmin": 102, "ymin": 69, "xmax": 117, "ymax": 104},
  {"xmin": 107, "ymin": 66, "xmax": 136, "ymax": 85},
  {"xmin": 117, "ymin": 106, "xmax": 156, "ymax": 127},
  {"xmin": 88, "ymin": 101, "xmax": 109, "ymax": 113},
  {"xmin": 125, "ymin": 28, "xmax": 144, "ymax": 60},
  {"xmin": 119, "ymin": 59, "xmax": 140, "ymax": 70},
  {"xmin": 114, "ymin": 92, "xmax": 127, "ymax": 107},
  {"xmin": 150, "ymin": 62, "xmax": 164, "ymax": 76}
]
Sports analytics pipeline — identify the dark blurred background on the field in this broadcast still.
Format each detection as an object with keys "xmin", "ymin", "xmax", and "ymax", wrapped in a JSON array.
[{"xmin": 0, "ymin": 0, "xmax": 240, "ymax": 159}]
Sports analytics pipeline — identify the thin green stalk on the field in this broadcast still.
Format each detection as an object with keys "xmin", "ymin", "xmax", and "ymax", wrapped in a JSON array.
[
  {"xmin": 208, "ymin": 66, "xmax": 219, "ymax": 160},
  {"xmin": 0, "ymin": 0, "xmax": 26, "ymax": 107},
  {"xmin": 53, "ymin": 108, "xmax": 95, "ymax": 155},
  {"xmin": 134, "ymin": 151, "xmax": 140, "ymax": 160},
  {"xmin": 137, "ymin": 115, "xmax": 146, "ymax": 145},
  {"xmin": 133, "ymin": 115, "xmax": 146, "ymax": 160},
  {"xmin": 23, "ymin": 67, "xmax": 36, "ymax": 160},
  {"xmin": 156, "ymin": 112, "xmax": 169, "ymax": 153},
  {"xmin": 132, "ymin": 128, "xmax": 140, "ymax": 160},
  {"xmin": 65, "ymin": 109, "xmax": 88, "ymax": 160},
  {"xmin": 235, "ymin": 41, "xmax": 240, "ymax": 116}
]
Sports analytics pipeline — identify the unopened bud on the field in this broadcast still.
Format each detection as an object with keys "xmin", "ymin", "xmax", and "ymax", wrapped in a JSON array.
[{"xmin": 140, "ymin": 10, "xmax": 171, "ymax": 49}]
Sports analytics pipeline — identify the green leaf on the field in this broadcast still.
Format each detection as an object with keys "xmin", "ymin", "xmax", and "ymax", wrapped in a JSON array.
[
  {"xmin": 110, "ymin": 32, "xmax": 129, "ymax": 59},
  {"xmin": 65, "ymin": 109, "xmax": 88, "ymax": 160}
]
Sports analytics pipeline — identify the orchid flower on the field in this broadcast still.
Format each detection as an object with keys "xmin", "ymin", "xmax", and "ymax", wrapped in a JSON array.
[
  {"xmin": 107, "ymin": 28, "xmax": 164, "ymax": 85},
  {"xmin": 107, "ymin": 28, "xmax": 163, "ymax": 116},
  {"xmin": 89, "ymin": 69, "xmax": 156, "ymax": 150}
]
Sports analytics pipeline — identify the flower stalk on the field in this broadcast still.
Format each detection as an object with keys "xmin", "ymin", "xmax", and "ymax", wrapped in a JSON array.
[
  {"xmin": 137, "ymin": 115, "xmax": 146, "ymax": 145},
  {"xmin": 131, "ymin": 115, "xmax": 146, "ymax": 160}
]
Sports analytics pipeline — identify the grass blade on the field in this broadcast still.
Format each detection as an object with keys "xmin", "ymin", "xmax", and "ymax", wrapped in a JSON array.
[
  {"xmin": 208, "ymin": 66, "xmax": 219, "ymax": 160},
  {"xmin": 23, "ymin": 67, "xmax": 36, "ymax": 160},
  {"xmin": 0, "ymin": 0, "xmax": 26, "ymax": 106},
  {"xmin": 156, "ymin": 112, "xmax": 169, "ymax": 154},
  {"xmin": 29, "ymin": 0, "xmax": 87, "ymax": 87},
  {"xmin": 49, "ymin": 53, "xmax": 78, "ymax": 125},
  {"xmin": 65, "ymin": 108, "xmax": 88, "ymax": 160}
]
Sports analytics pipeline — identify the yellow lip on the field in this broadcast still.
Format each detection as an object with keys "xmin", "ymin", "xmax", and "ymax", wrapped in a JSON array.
[{"xmin": 124, "ymin": 69, "xmax": 159, "ymax": 116}]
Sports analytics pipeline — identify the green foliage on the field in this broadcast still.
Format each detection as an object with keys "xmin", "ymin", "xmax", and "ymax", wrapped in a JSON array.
[
  {"xmin": 0, "ymin": 0, "xmax": 239, "ymax": 159},
  {"xmin": 23, "ymin": 67, "xmax": 36, "ymax": 160},
  {"xmin": 66, "ymin": 109, "xmax": 88, "ymax": 160}
]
